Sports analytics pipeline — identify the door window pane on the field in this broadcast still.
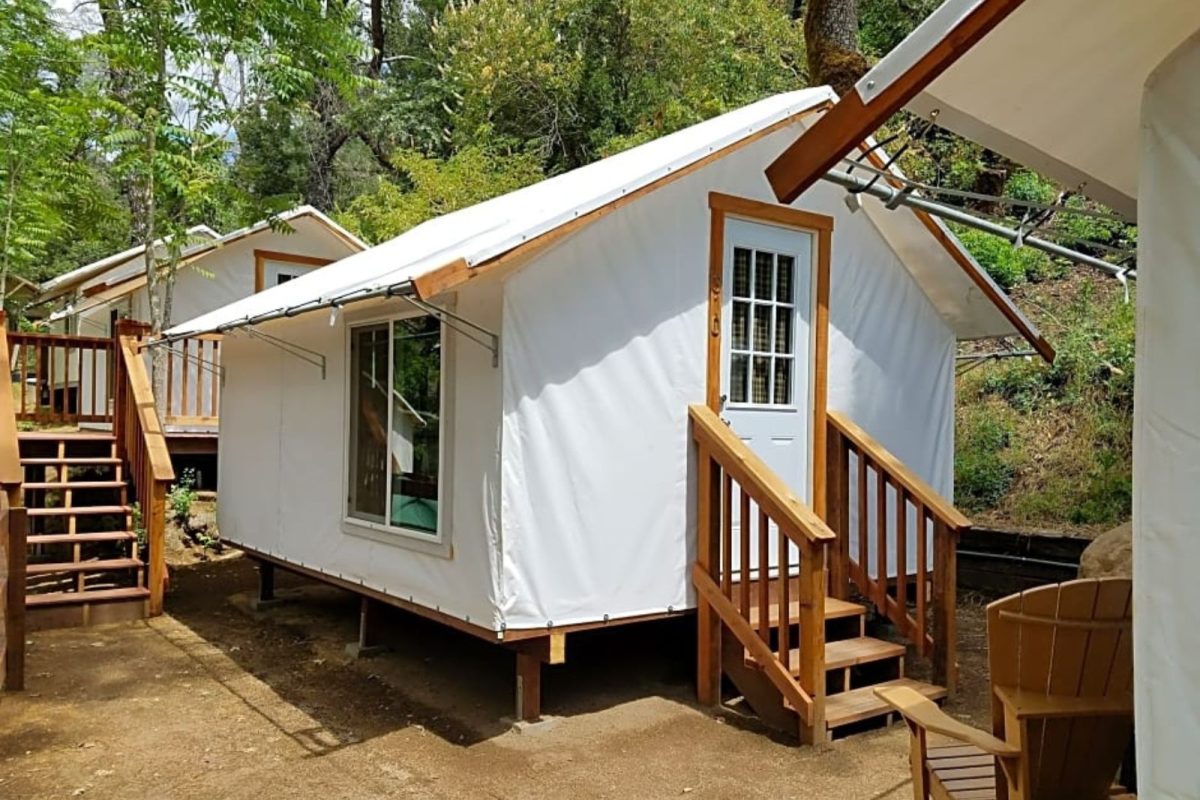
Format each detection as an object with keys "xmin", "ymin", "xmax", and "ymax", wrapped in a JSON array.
[
  {"xmin": 774, "ymin": 307, "xmax": 793, "ymax": 354},
  {"xmin": 753, "ymin": 305, "xmax": 772, "ymax": 352},
  {"xmin": 774, "ymin": 358, "xmax": 792, "ymax": 405},
  {"xmin": 731, "ymin": 301, "xmax": 749, "ymax": 350},
  {"xmin": 391, "ymin": 317, "xmax": 440, "ymax": 534},
  {"xmin": 349, "ymin": 324, "xmax": 389, "ymax": 522},
  {"xmin": 732, "ymin": 248, "xmax": 751, "ymax": 298},
  {"xmin": 776, "ymin": 256, "xmax": 794, "ymax": 303},
  {"xmin": 730, "ymin": 354, "xmax": 748, "ymax": 403},
  {"xmin": 752, "ymin": 356, "xmax": 771, "ymax": 403},
  {"xmin": 754, "ymin": 252, "xmax": 774, "ymax": 299}
]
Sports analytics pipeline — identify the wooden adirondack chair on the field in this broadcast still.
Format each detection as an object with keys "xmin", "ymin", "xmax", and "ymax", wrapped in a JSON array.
[{"xmin": 876, "ymin": 578, "xmax": 1134, "ymax": 800}]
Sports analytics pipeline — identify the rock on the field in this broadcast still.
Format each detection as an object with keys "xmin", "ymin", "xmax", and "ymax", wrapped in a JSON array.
[
  {"xmin": 187, "ymin": 504, "xmax": 217, "ymax": 534},
  {"xmin": 1079, "ymin": 521, "xmax": 1132, "ymax": 578}
]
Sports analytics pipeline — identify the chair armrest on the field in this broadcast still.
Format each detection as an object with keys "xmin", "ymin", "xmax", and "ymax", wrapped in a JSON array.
[
  {"xmin": 993, "ymin": 686, "xmax": 1135, "ymax": 720},
  {"xmin": 875, "ymin": 686, "xmax": 1021, "ymax": 757}
]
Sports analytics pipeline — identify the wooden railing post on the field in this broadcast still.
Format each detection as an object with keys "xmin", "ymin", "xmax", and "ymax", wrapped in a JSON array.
[
  {"xmin": 932, "ymin": 518, "xmax": 959, "ymax": 696},
  {"xmin": 797, "ymin": 539, "xmax": 827, "ymax": 744},
  {"xmin": 695, "ymin": 443, "xmax": 721, "ymax": 706},
  {"xmin": 1, "ymin": 503, "xmax": 27, "ymax": 691},
  {"xmin": 824, "ymin": 426, "xmax": 849, "ymax": 600}
]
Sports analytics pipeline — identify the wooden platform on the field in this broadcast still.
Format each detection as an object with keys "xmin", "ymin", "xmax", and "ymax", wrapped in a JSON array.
[{"xmin": 824, "ymin": 678, "xmax": 947, "ymax": 730}]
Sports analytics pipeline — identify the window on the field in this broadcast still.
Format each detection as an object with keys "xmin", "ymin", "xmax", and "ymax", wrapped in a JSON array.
[
  {"xmin": 729, "ymin": 246, "xmax": 796, "ymax": 406},
  {"xmin": 348, "ymin": 316, "xmax": 442, "ymax": 537}
]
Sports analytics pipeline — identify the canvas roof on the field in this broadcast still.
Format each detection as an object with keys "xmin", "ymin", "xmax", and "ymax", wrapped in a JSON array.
[
  {"xmin": 167, "ymin": 87, "xmax": 1044, "ymax": 353},
  {"xmin": 42, "ymin": 206, "xmax": 366, "ymax": 322}
]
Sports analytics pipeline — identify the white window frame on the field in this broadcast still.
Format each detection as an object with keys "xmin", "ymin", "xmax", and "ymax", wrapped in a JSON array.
[
  {"xmin": 724, "ymin": 235, "xmax": 809, "ymax": 411},
  {"xmin": 340, "ymin": 303, "xmax": 454, "ymax": 556},
  {"xmin": 265, "ymin": 261, "xmax": 310, "ymax": 287}
]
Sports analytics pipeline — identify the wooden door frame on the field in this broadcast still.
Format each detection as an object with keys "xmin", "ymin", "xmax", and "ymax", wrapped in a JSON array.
[
  {"xmin": 705, "ymin": 192, "xmax": 832, "ymax": 517},
  {"xmin": 253, "ymin": 249, "xmax": 336, "ymax": 293}
]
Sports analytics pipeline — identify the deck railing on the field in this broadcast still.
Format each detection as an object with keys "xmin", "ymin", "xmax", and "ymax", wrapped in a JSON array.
[
  {"xmin": 7, "ymin": 330, "xmax": 115, "ymax": 424},
  {"xmin": 824, "ymin": 410, "xmax": 969, "ymax": 694},
  {"xmin": 159, "ymin": 333, "xmax": 221, "ymax": 427},
  {"xmin": 691, "ymin": 403, "xmax": 836, "ymax": 743},
  {"xmin": 112, "ymin": 321, "xmax": 174, "ymax": 615}
]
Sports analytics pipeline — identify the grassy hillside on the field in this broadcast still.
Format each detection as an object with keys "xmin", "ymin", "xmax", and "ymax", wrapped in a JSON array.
[{"xmin": 955, "ymin": 267, "xmax": 1134, "ymax": 535}]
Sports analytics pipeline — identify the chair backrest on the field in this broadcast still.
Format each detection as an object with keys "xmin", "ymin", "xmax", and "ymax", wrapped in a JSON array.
[{"xmin": 986, "ymin": 577, "xmax": 1133, "ymax": 799}]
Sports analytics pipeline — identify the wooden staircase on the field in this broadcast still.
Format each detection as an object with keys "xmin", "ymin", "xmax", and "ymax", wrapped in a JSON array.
[
  {"xmin": 721, "ymin": 576, "xmax": 947, "ymax": 738},
  {"xmin": 20, "ymin": 431, "xmax": 149, "ymax": 629},
  {"xmin": 0, "ymin": 314, "xmax": 175, "ymax": 637},
  {"xmin": 690, "ymin": 404, "xmax": 967, "ymax": 743}
]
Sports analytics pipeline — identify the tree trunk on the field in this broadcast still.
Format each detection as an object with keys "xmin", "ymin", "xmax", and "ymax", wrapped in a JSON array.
[{"xmin": 804, "ymin": 0, "xmax": 870, "ymax": 96}]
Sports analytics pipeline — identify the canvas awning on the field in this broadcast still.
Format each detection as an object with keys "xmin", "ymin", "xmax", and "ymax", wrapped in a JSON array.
[{"xmin": 761, "ymin": 1, "xmax": 1200, "ymax": 793}]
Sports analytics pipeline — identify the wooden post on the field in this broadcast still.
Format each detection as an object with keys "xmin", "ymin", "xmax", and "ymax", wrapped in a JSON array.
[
  {"xmin": 797, "ymin": 539, "xmax": 827, "ymax": 744},
  {"xmin": 825, "ymin": 427, "xmax": 849, "ymax": 600},
  {"xmin": 147, "ymin": 480, "xmax": 167, "ymax": 616},
  {"xmin": 515, "ymin": 651, "xmax": 542, "ymax": 722},
  {"xmin": 931, "ymin": 519, "xmax": 958, "ymax": 696},
  {"xmin": 695, "ymin": 445, "xmax": 722, "ymax": 706},
  {"xmin": 346, "ymin": 596, "xmax": 388, "ymax": 658},
  {"xmin": 2, "ymin": 505, "xmax": 27, "ymax": 691},
  {"xmin": 258, "ymin": 561, "xmax": 276, "ymax": 603}
]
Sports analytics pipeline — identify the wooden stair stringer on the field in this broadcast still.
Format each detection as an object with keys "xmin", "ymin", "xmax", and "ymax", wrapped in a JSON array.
[{"xmin": 719, "ymin": 626, "xmax": 801, "ymax": 737}]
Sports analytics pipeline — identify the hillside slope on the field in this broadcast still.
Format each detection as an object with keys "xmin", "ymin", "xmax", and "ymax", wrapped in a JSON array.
[{"xmin": 955, "ymin": 268, "xmax": 1134, "ymax": 536}]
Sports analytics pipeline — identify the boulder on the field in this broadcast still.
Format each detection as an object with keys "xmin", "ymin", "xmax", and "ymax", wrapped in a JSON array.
[{"xmin": 1078, "ymin": 521, "xmax": 1132, "ymax": 579}]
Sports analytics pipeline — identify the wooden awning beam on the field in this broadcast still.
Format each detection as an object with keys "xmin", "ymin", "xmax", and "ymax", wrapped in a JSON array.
[{"xmin": 764, "ymin": 0, "xmax": 1030, "ymax": 204}]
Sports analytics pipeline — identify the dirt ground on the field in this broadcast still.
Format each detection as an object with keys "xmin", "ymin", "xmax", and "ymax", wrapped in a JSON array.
[{"xmin": 0, "ymin": 555, "xmax": 992, "ymax": 799}]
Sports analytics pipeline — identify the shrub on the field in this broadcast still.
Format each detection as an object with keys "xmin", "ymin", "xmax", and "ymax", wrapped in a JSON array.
[
  {"xmin": 954, "ymin": 226, "xmax": 1056, "ymax": 290},
  {"xmin": 955, "ymin": 412, "xmax": 1016, "ymax": 511},
  {"xmin": 168, "ymin": 468, "xmax": 198, "ymax": 526}
]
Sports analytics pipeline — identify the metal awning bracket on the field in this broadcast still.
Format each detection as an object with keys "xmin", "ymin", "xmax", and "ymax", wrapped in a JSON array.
[
  {"xmin": 399, "ymin": 294, "xmax": 500, "ymax": 368},
  {"xmin": 243, "ymin": 326, "xmax": 327, "ymax": 379}
]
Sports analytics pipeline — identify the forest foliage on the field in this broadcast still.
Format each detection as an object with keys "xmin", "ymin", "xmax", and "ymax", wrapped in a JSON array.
[{"xmin": 0, "ymin": 0, "xmax": 1134, "ymax": 529}]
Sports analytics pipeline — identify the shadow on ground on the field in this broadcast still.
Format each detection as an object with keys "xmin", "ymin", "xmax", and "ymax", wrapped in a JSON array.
[{"xmin": 164, "ymin": 554, "xmax": 701, "ymax": 751}]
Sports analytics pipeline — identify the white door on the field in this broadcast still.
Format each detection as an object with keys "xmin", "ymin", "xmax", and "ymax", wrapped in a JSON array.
[{"xmin": 720, "ymin": 218, "xmax": 815, "ymax": 573}]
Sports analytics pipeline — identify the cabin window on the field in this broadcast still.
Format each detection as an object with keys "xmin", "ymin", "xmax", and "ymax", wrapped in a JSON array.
[
  {"xmin": 347, "ymin": 315, "xmax": 442, "ymax": 538},
  {"xmin": 729, "ymin": 246, "xmax": 795, "ymax": 406}
]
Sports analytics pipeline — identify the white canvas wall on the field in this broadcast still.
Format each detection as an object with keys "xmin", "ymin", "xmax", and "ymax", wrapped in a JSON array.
[
  {"xmin": 1134, "ymin": 31, "xmax": 1200, "ymax": 799},
  {"xmin": 499, "ymin": 122, "xmax": 956, "ymax": 630},
  {"xmin": 216, "ymin": 276, "xmax": 504, "ymax": 629}
]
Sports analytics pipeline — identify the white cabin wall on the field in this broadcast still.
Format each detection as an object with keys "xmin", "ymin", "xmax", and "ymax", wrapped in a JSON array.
[
  {"xmin": 216, "ymin": 275, "xmax": 504, "ymax": 629},
  {"xmin": 499, "ymin": 121, "xmax": 956, "ymax": 630}
]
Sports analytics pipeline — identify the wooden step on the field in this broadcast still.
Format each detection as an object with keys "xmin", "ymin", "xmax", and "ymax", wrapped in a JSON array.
[
  {"xmin": 27, "ymin": 558, "xmax": 142, "ymax": 576},
  {"xmin": 20, "ymin": 457, "xmax": 120, "ymax": 466},
  {"xmin": 26, "ymin": 586, "xmax": 150, "ymax": 608},
  {"xmin": 748, "ymin": 596, "xmax": 866, "ymax": 629},
  {"xmin": 824, "ymin": 678, "xmax": 947, "ymax": 730},
  {"xmin": 18, "ymin": 431, "xmax": 115, "ymax": 442},
  {"xmin": 27, "ymin": 505, "xmax": 131, "ymax": 517},
  {"xmin": 27, "ymin": 531, "xmax": 137, "ymax": 545},
  {"xmin": 747, "ymin": 636, "xmax": 906, "ymax": 674},
  {"xmin": 23, "ymin": 480, "xmax": 126, "ymax": 490}
]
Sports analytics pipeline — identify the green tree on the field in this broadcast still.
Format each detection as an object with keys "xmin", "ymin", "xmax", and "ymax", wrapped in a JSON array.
[
  {"xmin": 90, "ymin": 0, "xmax": 365, "ymax": 339},
  {"xmin": 0, "ymin": 0, "xmax": 110, "ymax": 306}
]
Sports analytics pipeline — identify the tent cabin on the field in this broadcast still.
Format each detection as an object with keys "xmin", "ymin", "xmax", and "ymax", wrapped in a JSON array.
[
  {"xmin": 18, "ymin": 207, "xmax": 365, "ymax": 467},
  {"xmin": 166, "ymin": 87, "xmax": 1050, "ymax": 739},
  {"xmin": 760, "ymin": 0, "xmax": 1199, "ymax": 785}
]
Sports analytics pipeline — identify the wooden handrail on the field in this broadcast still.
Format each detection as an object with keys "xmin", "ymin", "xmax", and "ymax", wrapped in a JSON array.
[
  {"xmin": 113, "ymin": 326, "xmax": 174, "ymax": 615},
  {"xmin": 827, "ymin": 410, "xmax": 969, "ymax": 532},
  {"xmin": 691, "ymin": 403, "xmax": 830, "ymax": 743},
  {"xmin": 825, "ymin": 409, "xmax": 967, "ymax": 696},
  {"xmin": 690, "ymin": 405, "xmax": 835, "ymax": 544}
]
